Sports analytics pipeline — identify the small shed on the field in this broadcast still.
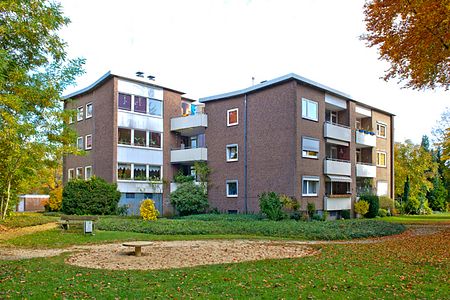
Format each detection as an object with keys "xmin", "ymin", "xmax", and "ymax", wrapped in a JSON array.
[{"xmin": 16, "ymin": 195, "xmax": 49, "ymax": 212}]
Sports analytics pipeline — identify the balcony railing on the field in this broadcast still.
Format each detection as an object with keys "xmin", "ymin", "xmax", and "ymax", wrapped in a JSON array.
[
  {"xmin": 171, "ymin": 113, "xmax": 207, "ymax": 137},
  {"xmin": 324, "ymin": 196, "xmax": 352, "ymax": 211},
  {"xmin": 356, "ymin": 162, "xmax": 376, "ymax": 177},
  {"xmin": 324, "ymin": 158, "xmax": 351, "ymax": 176},
  {"xmin": 355, "ymin": 129, "xmax": 376, "ymax": 147},
  {"xmin": 324, "ymin": 121, "xmax": 351, "ymax": 142},
  {"xmin": 170, "ymin": 181, "xmax": 206, "ymax": 193},
  {"xmin": 170, "ymin": 147, "xmax": 207, "ymax": 163}
]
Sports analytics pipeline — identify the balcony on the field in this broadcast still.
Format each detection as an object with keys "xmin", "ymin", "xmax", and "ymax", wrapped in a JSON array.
[
  {"xmin": 170, "ymin": 147, "xmax": 207, "ymax": 164},
  {"xmin": 324, "ymin": 196, "xmax": 352, "ymax": 211},
  {"xmin": 324, "ymin": 122, "xmax": 351, "ymax": 143},
  {"xmin": 324, "ymin": 158, "xmax": 351, "ymax": 176},
  {"xmin": 355, "ymin": 130, "xmax": 376, "ymax": 147},
  {"xmin": 171, "ymin": 113, "xmax": 207, "ymax": 137},
  {"xmin": 170, "ymin": 182, "xmax": 206, "ymax": 193},
  {"xmin": 356, "ymin": 163, "xmax": 376, "ymax": 178}
]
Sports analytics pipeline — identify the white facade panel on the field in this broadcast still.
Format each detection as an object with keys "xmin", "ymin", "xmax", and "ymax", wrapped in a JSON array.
[
  {"xmin": 355, "ymin": 130, "xmax": 376, "ymax": 147},
  {"xmin": 170, "ymin": 148, "xmax": 208, "ymax": 163},
  {"xmin": 355, "ymin": 105, "xmax": 372, "ymax": 117},
  {"xmin": 324, "ymin": 197, "xmax": 352, "ymax": 211},
  {"xmin": 377, "ymin": 181, "xmax": 388, "ymax": 196},
  {"xmin": 118, "ymin": 79, "xmax": 163, "ymax": 100},
  {"xmin": 324, "ymin": 122, "xmax": 351, "ymax": 142},
  {"xmin": 324, "ymin": 159, "xmax": 352, "ymax": 176},
  {"xmin": 171, "ymin": 114, "xmax": 208, "ymax": 135},
  {"xmin": 117, "ymin": 146, "xmax": 163, "ymax": 165},
  {"xmin": 356, "ymin": 163, "xmax": 376, "ymax": 178},
  {"xmin": 117, "ymin": 181, "xmax": 163, "ymax": 193},
  {"xmin": 118, "ymin": 111, "xmax": 163, "ymax": 132},
  {"xmin": 325, "ymin": 94, "xmax": 347, "ymax": 109}
]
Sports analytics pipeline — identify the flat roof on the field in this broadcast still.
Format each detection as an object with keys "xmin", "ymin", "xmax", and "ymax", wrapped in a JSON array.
[
  {"xmin": 63, "ymin": 71, "xmax": 185, "ymax": 100},
  {"xmin": 199, "ymin": 73, "xmax": 394, "ymax": 116}
]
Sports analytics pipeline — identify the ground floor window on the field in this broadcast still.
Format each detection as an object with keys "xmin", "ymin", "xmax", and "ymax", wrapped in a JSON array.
[
  {"xmin": 226, "ymin": 180, "xmax": 238, "ymax": 197},
  {"xmin": 119, "ymin": 193, "xmax": 163, "ymax": 215},
  {"xmin": 302, "ymin": 176, "xmax": 319, "ymax": 196}
]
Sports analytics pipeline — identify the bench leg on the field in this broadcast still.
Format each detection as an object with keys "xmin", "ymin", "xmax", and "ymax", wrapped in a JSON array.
[{"xmin": 135, "ymin": 246, "xmax": 142, "ymax": 257}]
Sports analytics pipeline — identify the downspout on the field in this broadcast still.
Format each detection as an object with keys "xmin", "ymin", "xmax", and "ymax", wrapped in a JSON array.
[
  {"xmin": 391, "ymin": 115, "xmax": 395, "ymax": 200},
  {"xmin": 244, "ymin": 94, "xmax": 248, "ymax": 214}
]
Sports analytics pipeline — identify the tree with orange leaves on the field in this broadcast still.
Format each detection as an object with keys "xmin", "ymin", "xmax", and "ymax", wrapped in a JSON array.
[{"xmin": 362, "ymin": 0, "xmax": 450, "ymax": 90}]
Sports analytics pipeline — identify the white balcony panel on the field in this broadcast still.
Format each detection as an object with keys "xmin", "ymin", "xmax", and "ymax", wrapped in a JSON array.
[
  {"xmin": 324, "ymin": 159, "xmax": 351, "ymax": 176},
  {"xmin": 356, "ymin": 131, "xmax": 376, "ymax": 147},
  {"xmin": 356, "ymin": 163, "xmax": 376, "ymax": 178},
  {"xmin": 171, "ymin": 114, "xmax": 208, "ymax": 136},
  {"xmin": 325, "ymin": 94, "xmax": 347, "ymax": 109},
  {"xmin": 118, "ymin": 111, "xmax": 163, "ymax": 132},
  {"xmin": 324, "ymin": 196, "xmax": 352, "ymax": 211},
  {"xmin": 117, "ymin": 181, "xmax": 163, "ymax": 193},
  {"xmin": 355, "ymin": 105, "xmax": 372, "ymax": 117},
  {"xmin": 324, "ymin": 122, "xmax": 351, "ymax": 142},
  {"xmin": 171, "ymin": 148, "xmax": 207, "ymax": 163},
  {"xmin": 118, "ymin": 79, "xmax": 163, "ymax": 100},
  {"xmin": 170, "ymin": 182, "xmax": 205, "ymax": 193},
  {"xmin": 118, "ymin": 146, "xmax": 163, "ymax": 165}
]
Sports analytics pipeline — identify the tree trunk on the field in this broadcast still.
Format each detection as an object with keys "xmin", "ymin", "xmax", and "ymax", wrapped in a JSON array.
[{"xmin": 2, "ymin": 180, "xmax": 12, "ymax": 220}]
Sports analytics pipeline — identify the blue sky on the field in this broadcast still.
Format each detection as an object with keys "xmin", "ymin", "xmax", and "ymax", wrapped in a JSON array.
[{"xmin": 60, "ymin": 0, "xmax": 448, "ymax": 144}]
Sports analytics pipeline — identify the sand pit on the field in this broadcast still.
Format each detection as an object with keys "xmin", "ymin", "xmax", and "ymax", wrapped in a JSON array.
[{"xmin": 65, "ymin": 240, "xmax": 318, "ymax": 270}]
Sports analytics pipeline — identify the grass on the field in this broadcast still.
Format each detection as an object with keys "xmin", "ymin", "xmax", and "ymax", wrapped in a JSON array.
[
  {"xmin": 381, "ymin": 212, "xmax": 450, "ymax": 224},
  {"xmin": 0, "ymin": 212, "xmax": 58, "ymax": 229},
  {"xmin": 0, "ymin": 224, "xmax": 448, "ymax": 298},
  {"xmin": 96, "ymin": 214, "xmax": 406, "ymax": 240}
]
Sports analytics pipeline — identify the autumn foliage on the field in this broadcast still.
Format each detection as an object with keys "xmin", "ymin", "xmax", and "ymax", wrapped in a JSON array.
[
  {"xmin": 362, "ymin": 0, "xmax": 450, "ymax": 90},
  {"xmin": 140, "ymin": 199, "xmax": 159, "ymax": 221}
]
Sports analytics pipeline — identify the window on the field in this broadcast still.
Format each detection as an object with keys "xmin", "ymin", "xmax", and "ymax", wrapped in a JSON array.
[
  {"xmin": 118, "ymin": 128, "xmax": 131, "ymax": 145},
  {"xmin": 227, "ymin": 108, "xmax": 238, "ymax": 126},
  {"xmin": 226, "ymin": 144, "xmax": 238, "ymax": 161},
  {"xmin": 302, "ymin": 176, "xmax": 319, "ymax": 196},
  {"xmin": 181, "ymin": 101, "xmax": 191, "ymax": 116},
  {"xmin": 302, "ymin": 98, "xmax": 318, "ymax": 121},
  {"xmin": 226, "ymin": 180, "xmax": 238, "ymax": 197},
  {"xmin": 76, "ymin": 167, "xmax": 83, "ymax": 179},
  {"xmin": 148, "ymin": 99, "xmax": 162, "ymax": 116},
  {"xmin": 377, "ymin": 151, "xmax": 387, "ymax": 167},
  {"xmin": 149, "ymin": 132, "xmax": 161, "ymax": 148},
  {"xmin": 376, "ymin": 122, "xmax": 387, "ymax": 138},
  {"xmin": 302, "ymin": 137, "xmax": 319, "ymax": 159},
  {"xmin": 148, "ymin": 166, "xmax": 161, "ymax": 181},
  {"xmin": 77, "ymin": 107, "xmax": 84, "ymax": 121},
  {"xmin": 118, "ymin": 93, "xmax": 132, "ymax": 110},
  {"xmin": 68, "ymin": 169, "xmax": 74, "ymax": 180},
  {"xmin": 134, "ymin": 96, "xmax": 147, "ymax": 113},
  {"xmin": 86, "ymin": 103, "xmax": 93, "ymax": 118},
  {"xmin": 69, "ymin": 114, "xmax": 74, "ymax": 124},
  {"xmin": 325, "ymin": 110, "xmax": 338, "ymax": 124},
  {"xmin": 117, "ymin": 163, "xmax": 131, "ymax": 180},
  {"xmin": 134, "ymin": 164, "xmax": 146, "ymax": 181},
  {"xmin": 356, "ymin": 149, "xmax": 361, "ymax": 163},
  {"xmin": 134, "ymin": 130, "xmax": 146, "ymax": 147},
  {"xmin": 355, "ymin": 119, "xmax": 361, "ymax": 130},
  {"xmin": 126, "ymin": 193, "xmax": 135, "ymax": 199},
  {"xmin": 377, "ymin": 181, "xmax": 388, "ymax": 196},
  {"xmin": 85, "ymin": 134, "xmax": 92, "ymax": 150},
  {"xmin": 85, "ymin": 166, "xmax": 92, "ymax": 180},
  {"xmin": 77, "ymin": 137, "xmax": 84, "ymax": 150},
  {"xmin": 190, "ymin": 136, "xmax": 198, "ymax": 149}
]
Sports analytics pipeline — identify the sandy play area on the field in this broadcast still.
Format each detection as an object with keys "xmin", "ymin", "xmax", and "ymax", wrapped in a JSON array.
[{"xmin": 65, "ymin": 240, "xmax": 319, "ymax": 270}]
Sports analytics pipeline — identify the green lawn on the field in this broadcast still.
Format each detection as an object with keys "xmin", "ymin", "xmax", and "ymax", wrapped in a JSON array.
[
  {"xmin": 381, "ymin": 212, "xmax": 450, "ymax": 224},
  {"xmin": 0, "ymin": 212, "xmax": 58, "ymax": 228},
  {"xmin": 0, "ymin": 225, "xmax": 448, "ymax": 299}
]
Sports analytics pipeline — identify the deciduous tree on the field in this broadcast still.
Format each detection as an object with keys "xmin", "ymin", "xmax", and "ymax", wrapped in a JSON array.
[{"xmin": 362, "ymin": 0, "xmax": 450, "ymax": 90}]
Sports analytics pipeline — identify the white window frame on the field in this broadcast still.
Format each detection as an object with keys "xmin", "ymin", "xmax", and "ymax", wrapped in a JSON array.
[
  {"xmin": 226, "ymin": 180, "xmax": 238, "ymax": 197},
  {"xmin": 377, "ymin": 151, "xmax": 387, "ymax": 167},
  {"xmin": 226, "ymin": 144, "xmax": 238, "ymax": 162},
  {"xmin": 76, "ymin": 167, "xmax": 83, "ymax": 179},
  {"xmin": 86, "ymin": 103, "xmax": 93, "ymax": 119},
  {"xmin": 227, "ymin": 108, "xmax": 239, "ymax": 126},
  {"xmin": 77, "ymin": 137, "xmax": 83, "ymax": 150},
  {"xmin": 376, "ymin": 122, "xmax": 387, "ymax": 138},
  {"xmin": 77, "ymin": 106, "xmax": 84, "ymax": 121},
  {"xmin": 68, "ymin": 168, "xmax": 74, "ymax": 180},
  {"xmin": 69, "ymin": 114, "xmax": 74, "ymax": 124},
  {"xmin": 302, "ymin": 137, "xmax": 319, "ymax": 159},
  {"xmin": 302, "ymin": 98, "xmax": 318, "ymax": 121},
  {"xmin": 85, "ymin": 166, "xmax": 92, "ymax": 180},
  {"xmin": 85, "ymin": 134, "xmax": 92, "ymax": 150},
  {"xmin": 302, "ymin": 176, "xmax": 319, "ymax": 197}
]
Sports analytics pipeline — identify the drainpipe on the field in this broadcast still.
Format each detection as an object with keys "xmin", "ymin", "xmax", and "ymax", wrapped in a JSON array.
[{"xmin": 244, "ymin": 94, "xmax": 248, "ymax": 214}]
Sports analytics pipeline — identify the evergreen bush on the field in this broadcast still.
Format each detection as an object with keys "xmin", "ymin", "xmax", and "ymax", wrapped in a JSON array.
[
  {"xmin": 170, "ymin": 181, "xmax": 208, "ymax": 216},
  {"xmin": 259, "ymin": 192, "xmax": 286, "ymax": 221},
  {"xmin": 360, "ymin": 194, "xmax": 379, "ymax": 218}
]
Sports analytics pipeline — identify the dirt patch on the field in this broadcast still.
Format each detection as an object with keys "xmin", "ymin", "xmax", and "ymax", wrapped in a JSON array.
[
  {"xmin": 65, "ymin": 240, "xmax": 319, "ymax": 270},
  {"xmin": 0, "ymin": 222, "xmax": 58, "ymax": 241}
]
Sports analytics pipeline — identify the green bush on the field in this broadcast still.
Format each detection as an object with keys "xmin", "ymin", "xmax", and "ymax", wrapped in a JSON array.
[
  {"xmin": 307, "ymin": 202, "xmax": 316, "ymax": 219},
  {"xmin": 170, "ymin": 181, "xmax": 208, "ymax": 216},
  {"xmin": 279, "ymin": 194, "xmax": 299, "ymax": 211},
  {"xmin": 379, "ymin": 196, "xmax": 395, "ymax": 212},
  {"xmin": 259, "ymin": 192, "xmax": 286, "ymax": 221},
  {"xmin": 378, "ymin": 208, "xmax": 388, "ymax": 217},
  {"xmin": 341, "ymin": 210, "xmax": 351, "ymax": 219},
  {"xmin": 360, "ymin": 194, "xmax": 379, "ymax": 218},
  {"xmin": 61, "ymin": 176, "xmax": 121, "ymax": 215},
  {"xmin": 404, "ymin": 196, "xmax": 420, "ymax": 214},
  {"xmin": 173, "ymin": 170, "xmax": 195, "ymax": 183}
]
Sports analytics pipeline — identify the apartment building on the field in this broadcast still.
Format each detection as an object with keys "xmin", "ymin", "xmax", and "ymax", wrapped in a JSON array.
[
  {"xmin": 199, "ymin": 73, "xmax": 394, "ymax": 218},
  {"xmin": 63, "ymin": 71, "xmax": 207, "ymax": 216}
]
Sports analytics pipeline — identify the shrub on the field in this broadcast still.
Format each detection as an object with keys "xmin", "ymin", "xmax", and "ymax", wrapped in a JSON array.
[
  {"xmin": 280, "ymin": 194, "xmax": 299, "ymax": 211},
  {"xmin": 259, "ymin": 192, "xmax": 286, "ymax": 221},
  {"xmin": 170, "ymin": 181, "xmax": 208, "ymax": 216},
  {"xmin": 47, "ymin": 186, "xmax": 63, "ymax": 211},
  {"xmin": 140, "ymin": 199, "xmax": 159, "ymax": 221},
  {"xmin": 354, "ymin": 200, "xmax": 369, "ymax": 217},
  {"xmin": 62, "ymin": 176, "xmax": 121, "ymax": 215},
  {"xmin": 378, "ymin": 208, "xmax": 388, "ymax": 217},
  {"xmin": 116, "ymin": 205, "xmax": 129, "ymax": 216},
  {"xmin": 173, "ymin": 170, "xmax": 195, "ymax": 183},
  {"xmin": 307, "ymin": 202, "xmax": 316, "ymax": 219},
  {"xmin": 379, "ymin": 196, "xmax": 395, "ymax": 212},
  {"xmin": 289, "ymin": 211, "xmax": 302, "ymax": 221},
  {"xmin": 341, "ymin": 210, "xmax": 351, "ymax": 219},
  {"xmin": 360, "ymin": 194, "xmax": 379, "ymax": 218},
  {"xmin": 312, "ymin": 213, "xmax": 323, "ymax": 221},
  {"xmin": 404, "ymin": 196, "xmax": 420, "ymax": 214}
]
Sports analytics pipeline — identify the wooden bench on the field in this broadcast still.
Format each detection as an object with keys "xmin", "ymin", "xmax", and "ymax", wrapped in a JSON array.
[
  {"xmin": 122, "ymin": 241, "xmax": 153, "ymax": 256},
  {"xmin": 59, "ymin": 215, "xmax": 99, "ymax": 232}
]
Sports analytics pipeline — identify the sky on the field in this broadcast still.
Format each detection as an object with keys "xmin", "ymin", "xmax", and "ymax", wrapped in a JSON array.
[{"xmin": 59, "ymin": 0, "xmax": 448, "ymax": 144}]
